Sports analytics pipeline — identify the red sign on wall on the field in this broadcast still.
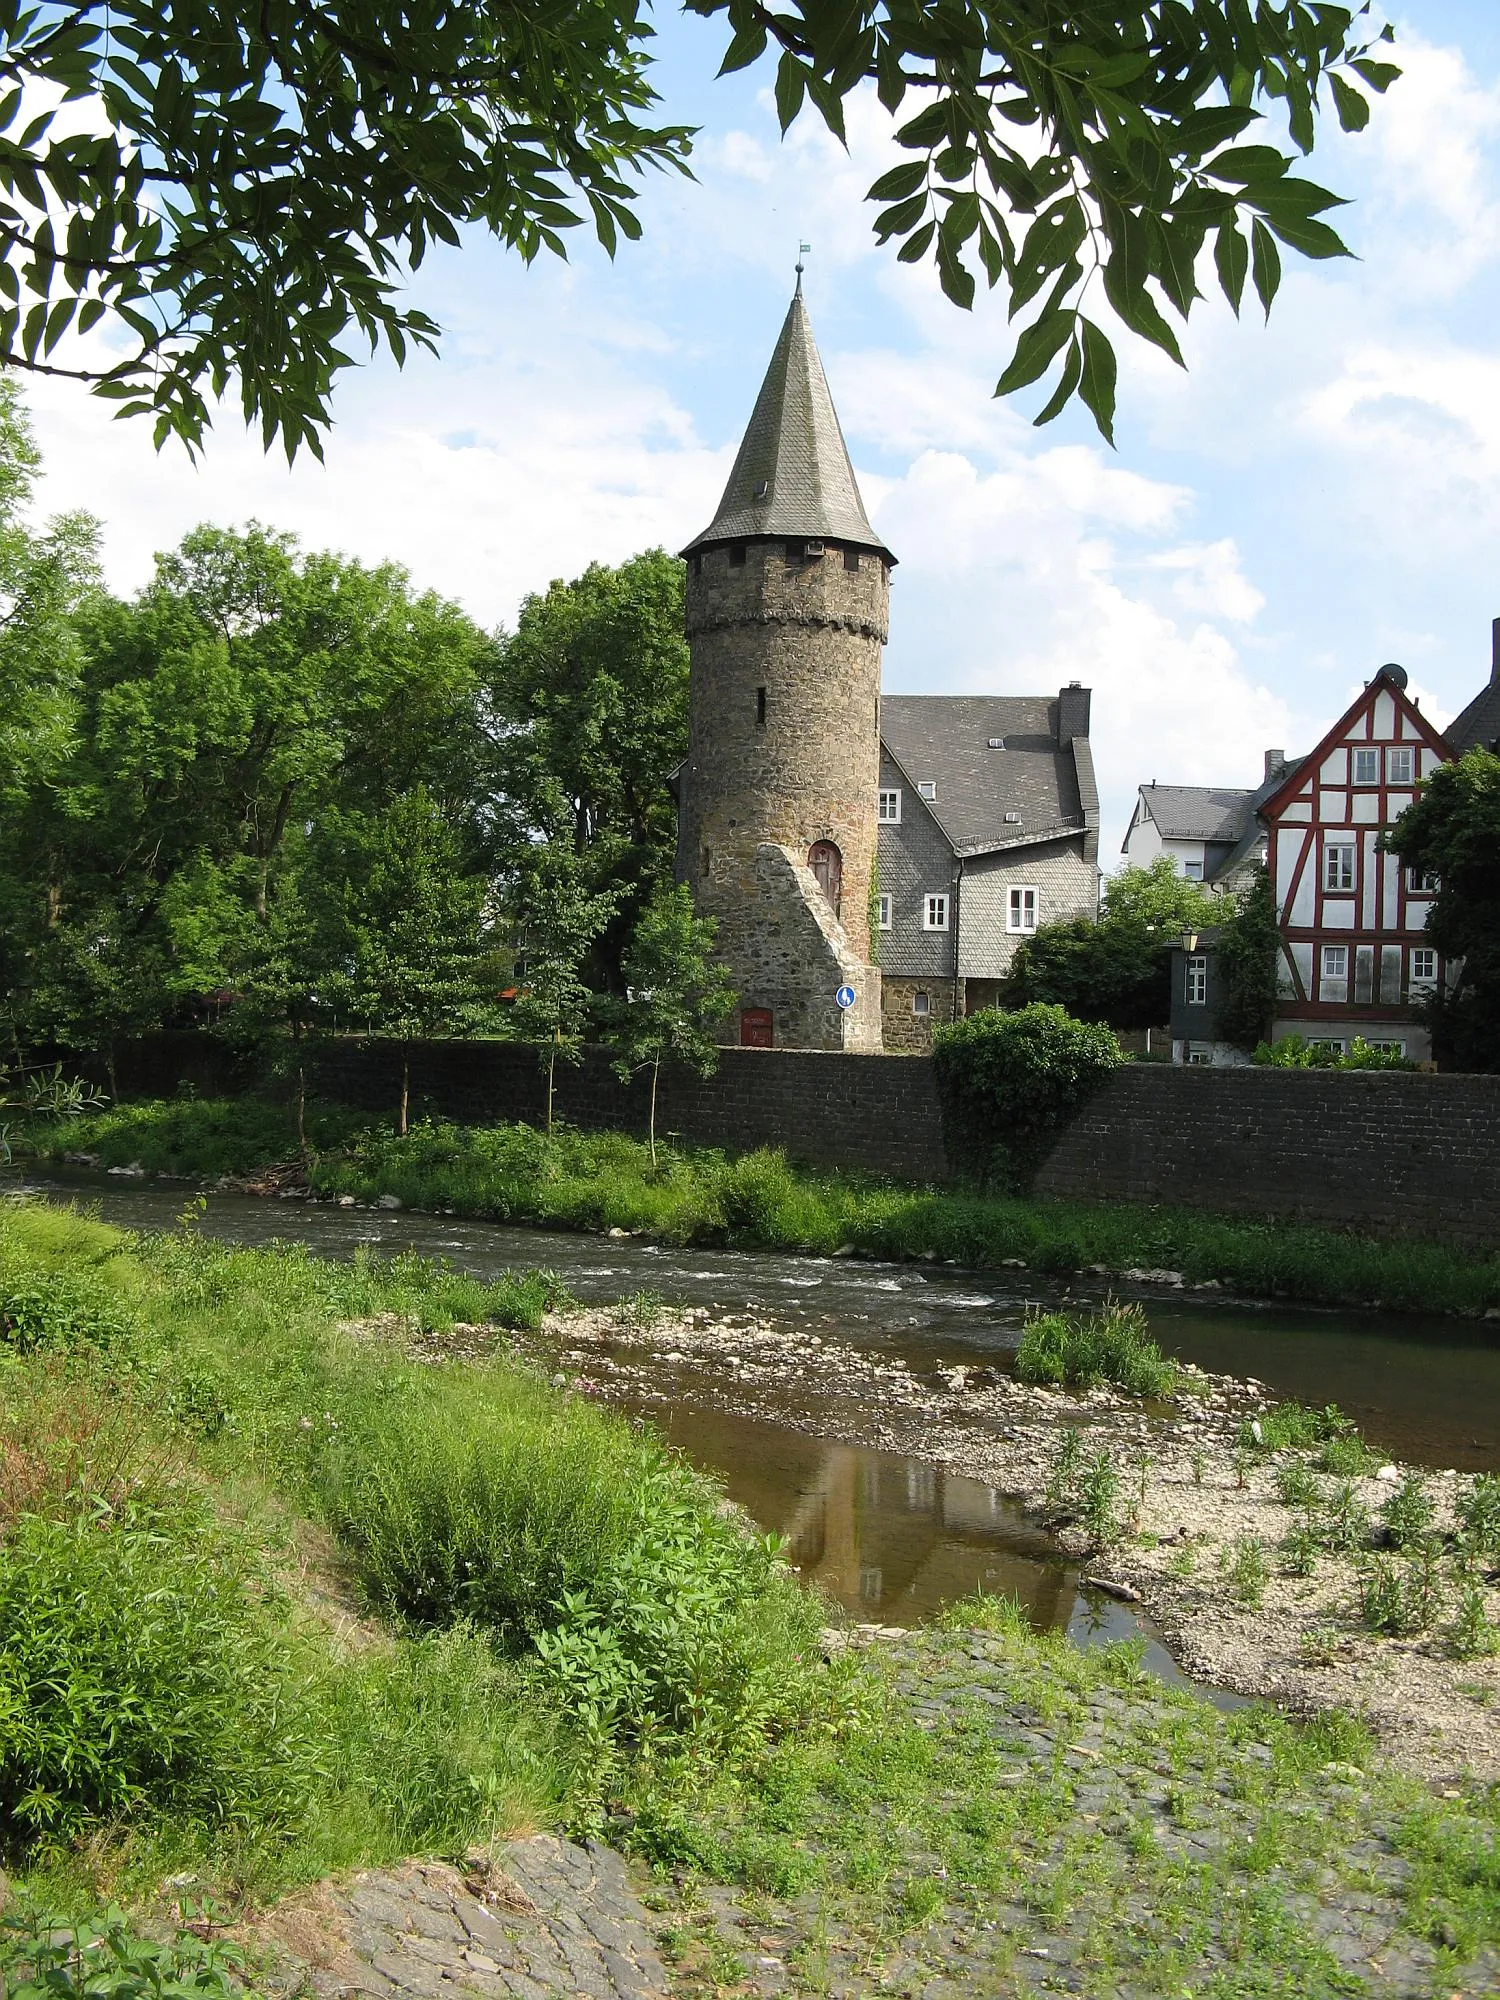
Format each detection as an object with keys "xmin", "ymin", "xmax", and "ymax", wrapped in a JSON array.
[{"xmin": 740, "ymin": 1008, "xmax": 773, "ymax": 1048}]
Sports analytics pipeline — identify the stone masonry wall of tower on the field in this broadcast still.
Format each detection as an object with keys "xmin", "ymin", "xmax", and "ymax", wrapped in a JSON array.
[{"xmin": 681, "ymin": 538, "xmax": 888, "ymax": 1048}]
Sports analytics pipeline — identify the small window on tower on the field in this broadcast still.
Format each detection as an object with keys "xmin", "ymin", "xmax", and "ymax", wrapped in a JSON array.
[
  {"xmin": 700, "ymin": 846, "xmax": 713, "ymax": 879},
  {"xmin": 728, "ymin": 544, "xmax": 747, "ymax": 568},
  {"xmin": 756, "ymin": 686, "xmax": 766, "ymax": 726},
  {"xmin": 844, "ymin": 549, "xmax": 860, "ymax": 572}
]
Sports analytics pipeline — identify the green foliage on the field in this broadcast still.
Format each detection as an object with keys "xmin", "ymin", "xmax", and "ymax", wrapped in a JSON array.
[
  {"xmin": 509, "ymin": 846, "xmax": 621, "ymax": 1129},
  {"xmin": 1043, "ymin": 1429, "xmax": 1121, "ymax": 1545},
  {"xmin": 1450, "ymin": 1581, "xmax": 1500, "ymax": 1661},
  {"xmin": 1274, "ymin": 1460, "xmax": 1321, "ymax": 1509},
  {"xmin": 1223, "ymin": 1535, "xmax": 1269, "ymax": 1608},
  {"xmin": 1458, "ymin": 1475, "xmax": 1500, "ymax": 1558},
  {"xmin": 1386, "ymin": 747, "xmax": 1500, "ymax": 1071},
  {"xmin": 999, "ymin": 859, "xmax": 1217, "ymax": 1031},
  {"xmin": 1213, "ymin": 866, "xmax": 1281, "ymax": 1052},
  {"xmin": 1361, "ymin": 1541, "xmax": 1444, "ymax": 1637},
  {"xmin": 0, "ymin": 1898, "xmax": 250, "ymax": 2000},
  {"xmin": 1380, "ymin": 1475, "xmax": 1436, "ymax": 1553},
  {"xmin": 1254, "ymin": 1033, "xmax": 1417, "ymax": 1071},
  {"xmin": 490, "ymin": 553, "xmax": 690, "ymax": 988},
  {"xmin": 0, "ymin": 1500, "xmax": 321, "ymax": 1841},
  {"xmin": 1247, "ymin": 1401, "xmax": 1364, "ymax": 1454},
  {"xmin": 0, "ymin": 3, "xmax": 692, "ymax": 455},
  {"xmin": 695, "ymin": 1, "xmax": 1392, "ymax": 440},
  {"xmin": 612, "ymin": 883, "xmax": 735, "ymax": 1160},
  {"xmin": 931, "ymin": 1003, "xmax": 1125, "ymax": 1190},
  {"xmin": 1014, "ymin": 1300, "xmax": 1178, "ymax": 1397}
]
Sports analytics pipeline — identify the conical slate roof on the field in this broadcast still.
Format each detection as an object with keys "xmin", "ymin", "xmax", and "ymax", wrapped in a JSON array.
[{"xmin": 684, "ymin": 281, "xmax": 894, "ymax": 562}]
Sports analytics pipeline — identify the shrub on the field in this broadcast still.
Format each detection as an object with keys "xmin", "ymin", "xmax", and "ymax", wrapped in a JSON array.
[
  {"xmin": 931, "ymin": 1004, "xmax": 1125, "ymax": 1190},
  {"xmin": 0, "ymin": 1898, "xmax": 249, "ymax": 2000},
  {"xmin": 0, "ymin": 1500, "xmax": 320, "ymax": 1842},
  {"xmin": 1252, "ymin": 1034, "xmax": 1417, "ymax": 1072},
  {"xmin": 1450, "ymin": 1581, "xmax": 1500, "ymax": 1661},
  {"xmin": 1319, "ymin": 1480, "xmax": 1373, "ymax": 1555},
  {"xmin": 1458, "ymin": 1474, "xmax": 1500, "ymax": 1557},
  {"xmin": 1274, "ymin": 1461, "xmax": 1322, "ymax": 1509},
  {"xmin": 1380, "ymin": 1475, "xmax": 1436, "ymax": 1552},
  {"xmin": 1223, "ymin": 1535, "xmax": 1269, "ymax": 1608},
  {"xmin": 1078, "ymin": 1451, "xmax": 1122, "ymax": 1546},
  {"xmin": 1014, "ymin": 1300, "xmax": 1178, "ymax": 1397}
]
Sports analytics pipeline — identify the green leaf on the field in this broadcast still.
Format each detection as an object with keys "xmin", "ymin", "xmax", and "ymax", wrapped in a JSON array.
[
  {"xmin": 1263, "ymin": 213, "xmax": 1350, "ymax": 261},
  {"xmin": 995, "ymin": 308, "xmax": 1076, "ymax": 397},
  {"xmin": 1214, "ymin": 221, "xmax": 1249, "ymax": 316},
  {"xmin": 1078, "ymin": 319, "xmax": 1119, "ymax": 445},
  {"xmin": 774, "ymin": 53, "xmax": 806, "ymax": 133},
  {"xmin": 718, "ymin": 21, "xmax": 767, "ymax": 76},
  {"xmin": 1350, "ymin": 59, "xmax": 1401, "ymax": 93},
  {"xmin": 1328, "ymin": 74, "xmax": 1370, "ymax": 133},
  {"xmin": 1204, "ymin": 146, "xmax": 1291, "ymax": 185},
  {"xmin": 1033, "ymin": 335, "xmax": 1083, "ymax": 428},
  {"xmin": 867, "ymin": 160, "xmax": 927, "ymax": 203},
  {"xmin": 895, "ymin": 220, "xmax": 935, "ymax": 264},
  {"xmin": 1250, "ymin": 218, "xmax": 1281, "ymax": 318}
]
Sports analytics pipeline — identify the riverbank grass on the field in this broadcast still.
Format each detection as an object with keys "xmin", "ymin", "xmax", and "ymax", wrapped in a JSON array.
[
  {"xmin": 1015, "ymin": 1300, "xmax": 1179, "ymax": 1396},
  {"xmin": 34, "ymin": 1095, "xmax": 1500, "ymax": 1316}
]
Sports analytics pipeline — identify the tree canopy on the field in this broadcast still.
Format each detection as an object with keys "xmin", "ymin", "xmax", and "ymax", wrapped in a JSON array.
[{"xmin": 0, "ymin": 1, "xmax": 1397, "ymax": 452}]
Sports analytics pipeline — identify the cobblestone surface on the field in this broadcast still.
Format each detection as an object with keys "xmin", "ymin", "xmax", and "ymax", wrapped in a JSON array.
[
  {"xmin": 638, "ymin": 1630, "xmax": 1500, "ymax": 2000},
  {"xmin": 262, "ymin": 1837, "xmax": 669, "ymax": 2000}
]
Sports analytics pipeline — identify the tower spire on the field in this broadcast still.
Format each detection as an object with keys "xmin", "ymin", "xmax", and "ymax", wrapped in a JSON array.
[{"xmin": 683, "ymin": 282, "xmax": 894, "ymax": 563}]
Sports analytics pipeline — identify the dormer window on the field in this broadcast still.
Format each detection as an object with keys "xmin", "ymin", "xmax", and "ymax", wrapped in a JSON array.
[{"xmin": 918, "ymin": 781, "xmax": 937, "ymax": 801}]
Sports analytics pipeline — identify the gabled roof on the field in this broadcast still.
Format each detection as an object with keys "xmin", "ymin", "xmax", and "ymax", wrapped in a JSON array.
[
  {"xmin": 1447, "ymin": 678, "xmax": 1500, "ymax": 755},
  {"xmin": 1260, "ymin": 664, "xmax": 1450, "ymax": 819},
  {"xmin": 683, "ymin": 280, "xmax": 893, "ymax": 562},
  {"xmin": 1132, "ymin": 783, "xmax": 1256, "ymax": 845},
  {"xmin": 879, "ymin": 695, "xmax": 1093, "ymax": 857}
]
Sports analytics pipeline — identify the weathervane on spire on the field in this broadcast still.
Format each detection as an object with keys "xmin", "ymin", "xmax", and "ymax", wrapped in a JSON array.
[{"xmin": 795, "ymin": 241, "xmax": 810, "ymax": 292}]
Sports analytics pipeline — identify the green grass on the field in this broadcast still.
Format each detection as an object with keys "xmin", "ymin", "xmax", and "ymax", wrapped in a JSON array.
[
  {"xmin": 1014, "ymin": 1300, "xmax": 1180, "ymax": 1396},
  {"xmin": 0, "ymin": 1197, "xmax": 828, "ymax": 1909},
  {"xmin": 31, "ymin": 1095, "xmax": 1500, "ymax": 1318}
]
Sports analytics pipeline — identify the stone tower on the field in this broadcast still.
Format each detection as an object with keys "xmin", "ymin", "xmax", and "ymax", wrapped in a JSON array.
[{"xmin": 678, "ymin": 279, "xmax": 895, "ymax": 1052}]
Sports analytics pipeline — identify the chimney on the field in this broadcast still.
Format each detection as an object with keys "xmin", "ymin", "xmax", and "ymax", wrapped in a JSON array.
[
  {"xmin": 1264, "ymin": 749, "xmax": 1286, "ymax": 784},
  {"xmin": 1057, "ymin": 681, "xmax": 1091, "ymax": 748}
]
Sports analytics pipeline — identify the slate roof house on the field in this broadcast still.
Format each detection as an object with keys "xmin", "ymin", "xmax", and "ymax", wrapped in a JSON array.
[
  {"xmin": 876, "ymin": 691, "xmax": 1100, "ymax": 1048},
  {"xmin": 1120, "ymin": 759, "xmax": 1287, "ymax": 890},
  {"xmin": 1446, "ymin": 617, "xmax": 1500, "ymax": 754}
]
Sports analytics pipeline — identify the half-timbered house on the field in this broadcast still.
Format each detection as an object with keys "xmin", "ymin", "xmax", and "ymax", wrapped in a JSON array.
[{"xmin": 1260, "ymin": 663, "xmax": 1452, "ymax": 1062}]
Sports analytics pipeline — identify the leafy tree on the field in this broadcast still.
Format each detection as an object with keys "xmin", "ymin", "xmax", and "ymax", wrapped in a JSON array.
[
  {"xmin": 488, "ymin": 551, "xmax": 688, "ymax": 989},
  {"xmin": 1385, "ymin": 750, "xmax": 1500, "ymax": 1072},
  {"xmin": 3, "ymin": 521, "xmax": 496, "ymax": 1058},
  {"xmin": 611, "ymin": 884, "xmax": 735, "ymax": 1164},
  {"xmin": 0, "ymin": 2, "xmax": 1395, "ymax": 450},
  {"xmin": 1000, "ymin": 860, "xmax": 1217, "ymax": 1029},
  {"xmin": 509, "ymin": 848, "xmax": 620, "ymax": 1133},
  {"xmin": 302, "ymin": 790, "xmax": 496, "ymax": 1132},
  {"xmin": 1213, "ymin": 865, "xmax": 1280, "ymax": 1052}
]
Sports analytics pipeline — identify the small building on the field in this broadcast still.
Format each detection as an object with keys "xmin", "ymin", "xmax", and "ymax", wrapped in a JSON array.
[
  {"xmin": 1121, "ymin": 758, "xmax": 1282, "ymax": 890},
  {"xmin": 1166, "ymin": 929, "xmax": 1247, "ymax": 1065},
  {"xmin": 875, "ymin": 690, "xmax": 1100, "ymax": 1048},
  {"xmin": 1262, "ymin": 663, "xmax": 1451, "ymax": 1062}
]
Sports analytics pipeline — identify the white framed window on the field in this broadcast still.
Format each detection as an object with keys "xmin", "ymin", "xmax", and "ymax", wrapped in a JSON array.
[
  {"xmin": 1182, "ymin": 858, "xmax": 1204, "ymax": 881},
  {"xmin": 1407, "ymin": 866, "xmax": 1438, "ymax": 895},
  {"xmin": 1320, "ymin": 944, "xmax": 1348, "ymax": 1001},
  {"xmin": 1185, "ymin": 955, "xmax": 1208, "ymax": 1006},
  {"xmin": 923, "ymin": 893, "xmax": 949, "ymax": 931},
  {"xmin": 1387, "ymin": 746, "xmax": 1414, "ymax": 785},
  {"xmin": 878, "ymin": 788, "xmax": 902, "ymax": 823},
  {"xmin": 917, "ymin": 780, "xmax": 938, "ymax": 801},
  {"xmin": 1410, "ymin": 947, "xmax": 1437, "ymax": 990},
  {"xmin": 1363, "ymin": 1039, "xmax": 1407, "ymax": 1056},
  {"xmin": 1186, "ymin": 1046, "xmax": 1212, "ymax": 1066},
  {"xmin": 1324, "ymin": 840, "xmax": 1356, "ymax": 893},
  {"xmin": 876, "ymin": 894, "xmax": 892, "ymax": 930},
  {"xmin": 1007, "ymin": 885, "xmax": 1038, "ymax": 933},
  {"xmin": 912, "ymin": 990, "xmax": 930, "ymax": 1016},
  {"xmin": 1310, "ymin": 1037, "xmax": 1346, "ymax": 1055},
  {"xmin": 1352, "ymin": 747, "xmax": 1379, "ymax": 785}
]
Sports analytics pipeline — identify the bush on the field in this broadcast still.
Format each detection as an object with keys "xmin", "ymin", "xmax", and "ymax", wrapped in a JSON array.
[
  {"xmin": 1014, "ymin": 1300, "xmax": 1178, "ymax": 1397},
  {"xmin": 932, "ymin": 1003, "xmax": 1125, "ymax": 1190},
  {"xmin": 0, "ymin": 1499, "xmax": 320, "ymax": 1842},
  {"xmin": 1253, "ymin": 1034, "xmax": 1417, "ymax": 1072},
  {"xmin": 0, "ymin": 1898, "xmax": 249, "ymax": 2000}
]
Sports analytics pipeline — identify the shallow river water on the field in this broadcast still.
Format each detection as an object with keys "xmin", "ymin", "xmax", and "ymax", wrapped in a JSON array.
[{"xmin": 11, "ymin": 1170, "xmax": 1498, "ymax": 1683}]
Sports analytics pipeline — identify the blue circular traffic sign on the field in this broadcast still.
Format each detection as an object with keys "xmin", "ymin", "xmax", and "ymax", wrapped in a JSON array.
[{"xmin": 835, "ymin": 984, "xmax": 856, "ymax": 1010}]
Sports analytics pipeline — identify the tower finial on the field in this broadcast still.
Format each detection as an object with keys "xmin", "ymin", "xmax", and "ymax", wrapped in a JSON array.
[{"xmin": 795, "ymin": 241, "xmax": 810, "ymax": 294}]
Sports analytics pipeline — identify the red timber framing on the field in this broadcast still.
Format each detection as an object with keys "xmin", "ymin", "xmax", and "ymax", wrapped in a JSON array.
[{"xmin": 1259, "ymin": 665, "xmax": 1451, "ymax": 1034}]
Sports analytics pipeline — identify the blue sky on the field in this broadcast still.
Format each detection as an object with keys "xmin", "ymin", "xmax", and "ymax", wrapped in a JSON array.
[{"xmin": 23, "ymin": 3, "xmax": 1500, "ymax": 859}]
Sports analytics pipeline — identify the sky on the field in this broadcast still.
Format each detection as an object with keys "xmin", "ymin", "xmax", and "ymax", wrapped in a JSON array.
[{"xmin": 19, "ymin": 3, "xmax": 1500, "ymax": 862}]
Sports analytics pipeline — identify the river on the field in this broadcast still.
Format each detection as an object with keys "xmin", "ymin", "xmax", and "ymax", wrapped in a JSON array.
[{"xmin": 10, "ymin": 1169, "xmax": 1498, "ymax": 1689}]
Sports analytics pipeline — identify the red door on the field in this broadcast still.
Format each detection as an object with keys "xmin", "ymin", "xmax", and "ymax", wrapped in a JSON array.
[
  {"xmin": 740, "ymin": 1008, "xmax": 773, "ymax": 1048},
  {"xmin": 808, "ymin": 841, "xmax": 842, "ymax": 912}
]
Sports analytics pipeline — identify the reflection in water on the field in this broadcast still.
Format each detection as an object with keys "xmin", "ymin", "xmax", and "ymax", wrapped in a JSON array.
[{"xmin": 644, "ymin": 1401, "xmax": 1210, "ymax": 1695}]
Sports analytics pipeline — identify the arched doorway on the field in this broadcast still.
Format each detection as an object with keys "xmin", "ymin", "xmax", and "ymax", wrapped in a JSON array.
[{"xmin": 808, "ymin": 840, "xmax": 842, "ymax": 913}]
